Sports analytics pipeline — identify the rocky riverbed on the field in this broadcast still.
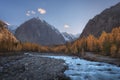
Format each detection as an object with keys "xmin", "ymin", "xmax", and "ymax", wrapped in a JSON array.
[
  {"xmin": 0, "ymin": 53, "xmax": 70, "ymax": 80},
  {"xmin": 0, "ymin": 52, "xmax": 120, "ymax": 80}
]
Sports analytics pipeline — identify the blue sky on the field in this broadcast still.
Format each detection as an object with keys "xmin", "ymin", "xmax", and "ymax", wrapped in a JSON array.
[{"xmin": 0, "ymin": 0, "xmax": 120, "ymax": 34}]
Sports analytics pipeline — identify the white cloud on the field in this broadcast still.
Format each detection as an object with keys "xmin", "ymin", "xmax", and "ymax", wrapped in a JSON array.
[
  {"xmin": 64, "ymin": 24, "xmax": 70, "ymax": 28},
  {"xmin": 27, "ymin": 11, "xmax": 30, "ymax": 13},
  {"xmin": 31, "ymin": 11, "xmax": 36, "ymax": 14},
  {"xmin": 38, "ymin": 8, "xmax": 46, "ymax": 14},
  {"xmin": 26, "ymin": 10, "xmax": 36, "ymax": 16},
  {"xmin": 26, "ymin": 13, "xmax": 30, "ymax": 16}
]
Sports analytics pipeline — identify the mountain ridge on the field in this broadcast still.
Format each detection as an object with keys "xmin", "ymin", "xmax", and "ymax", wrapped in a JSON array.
[
  {"xmin": 15, "ymin": 17, "xmax": 66, "ymax": 45},
  {"xmin": 62, "ymin": 32, "xmax": 79, "ymax": 42},
  {"xmin": 80, "ymin": 2, "xmax": 120, "ymax": 38},
  {"xmin": 0, "ymin": 20, "xmax": 18, "ymax": 42}
]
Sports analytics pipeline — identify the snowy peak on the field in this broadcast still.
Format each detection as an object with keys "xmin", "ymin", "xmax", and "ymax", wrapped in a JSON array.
[
  {"xmin": 62, "ymin": 32, "xmax": 80, "ymax": 42},
  {"xmin": 25, "ymin": 17, "xmax": 61, "ymax": 35},
  {"xmin": 15, "ymin": 17, "xmax": 65, "ymax": 45},
  {"xmin": 7, "ymin": 25, "xmax": 18, "ymax": 34}
]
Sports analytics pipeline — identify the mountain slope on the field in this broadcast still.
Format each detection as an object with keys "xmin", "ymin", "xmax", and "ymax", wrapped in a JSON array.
[
  {"xmin": 15, "ymin": 17, "xmax": 65, "ymax": 45},
  {"xmin": 62, "ymin": 32, "xmax": 79, "ymax": 42},
  {"xmin": 80, "ymin": 2, "xmax": 120, "ymax": 38},
  {"xmin": 0, "ymin": 20, "xmax": 18, "ymax": 42}
]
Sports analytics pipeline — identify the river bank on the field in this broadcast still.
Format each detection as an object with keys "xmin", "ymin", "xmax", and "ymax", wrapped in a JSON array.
[
  {"xmin": 1, "ymin": 51, "xmax": 120, "ymax": 66},
  {"xmin": 0, "ymin": 53, "xmax": 70, "ymax": 80},
  {"xmin": 41, "ymin": 52, "xmax": 120, "ymax": 67},
  {"xmin": 80, "ymin": 52, "xmax": 120, "ymax": 67}
]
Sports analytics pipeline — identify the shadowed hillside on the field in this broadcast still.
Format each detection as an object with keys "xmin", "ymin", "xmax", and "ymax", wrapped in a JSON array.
[{"xmin": 80, "ymin": 2, "xmax": 120, "ymax": 38}]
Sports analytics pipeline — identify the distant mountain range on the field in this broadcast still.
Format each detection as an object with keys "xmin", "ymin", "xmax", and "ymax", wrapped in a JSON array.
[
  {"xmin": 80, "ymin": 2, "xmax": 120, "ymax": 38},
  {"xmin": 7, "ymin": 18, "xmax": 79, "ymax": 45},
  {"xmin": 15, "ymin": 17, "xmax": 66, "ymax": 45},
  {"xmin": 62, "ymin": 32, "xmax": 80, "ymax": 42},
  {"xmin": 7, "ymin": 25, "xmax": 18, "ymax": 34}
]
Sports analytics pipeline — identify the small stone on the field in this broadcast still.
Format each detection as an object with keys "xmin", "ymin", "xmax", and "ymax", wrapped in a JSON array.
[
  {"xmin": 0, "ymin": 66, "xmax": 3, "ymax": 72},
  {"xmin": 24, "ymin": 53, "xmax": 29, "ymax": 55},
  {"xmin": 96, "ymin": 64, "xmax": 103, "ymax": 66},
  {"xmin": 72, "ymin": 57, "xmax": 77, "ymax": 59},
  {"xmin": 77, "ymin": 63, "xmax": 81, "ymax": 65},
  {"xmin": 107, "ymin": 68, "xmax": 112, "ymax": 71}
]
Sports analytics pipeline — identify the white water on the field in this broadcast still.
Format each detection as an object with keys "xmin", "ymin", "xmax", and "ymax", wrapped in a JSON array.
[{"xmin": 27, "ymin": 53, "xmax": 120, "ymax": 80}]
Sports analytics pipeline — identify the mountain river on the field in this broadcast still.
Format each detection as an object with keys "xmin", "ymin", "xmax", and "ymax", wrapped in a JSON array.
[{"xmin": 31, "ymin": 53, "xmax": 120, "ymax": 80}]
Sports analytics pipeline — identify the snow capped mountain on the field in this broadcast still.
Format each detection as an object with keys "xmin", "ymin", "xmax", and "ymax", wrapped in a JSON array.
[
  {"xmin": 15, "ymin": 17, "xmax": 65, "ymax": 45},
  {"xmin": 62, "ymin": 32, "xmax": 80, "ymax": 42},
  {"xmin": 7, "ymin": 25, "xmax": 18, "ymax": 34},
  {"xmin": 75, "ymin": 33, "xmax": 80, "ymax": 38}
]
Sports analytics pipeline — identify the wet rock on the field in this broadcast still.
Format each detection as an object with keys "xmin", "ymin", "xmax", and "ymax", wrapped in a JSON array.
[
  {"xmin": 107, "ymin": 68, "xmax": 112, "ymax": 71},
  {"xmin": 72, "ymin": 57, "xmax": 77, "ymax": 59},
  {"xmin": 77, "ymin": 63, "xmax": 81, "ymax": 65},
  {"xmin": 96, "ymin": 64, "xmax": 103, "ymax": 66}
]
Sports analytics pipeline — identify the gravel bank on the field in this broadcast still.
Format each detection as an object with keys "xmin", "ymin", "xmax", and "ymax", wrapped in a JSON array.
[
  {"xmin": 82, "ymin": 52, "xmax": 120, "ymax": 67},
  {"xmin": 0, "ymin": 54, "xmax": 70, "ymax": 80}
]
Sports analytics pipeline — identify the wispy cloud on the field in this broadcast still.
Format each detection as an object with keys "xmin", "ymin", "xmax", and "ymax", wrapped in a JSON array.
[
  {"xmin": 31, "ymin": 11, "xmax": 36, "ymax": 14},
  {"xmin": 26, "ymin": 8, "xmax": 46, "ymax": 16},
  {"xmin": 26, "ymin": 13, "xmax": 30, "ymax": 16},
  {"xmin": 64, "ymin": 24, "xmax": 70, "ymax": 28},
  {"xmin": 38, "ymin": 8, "xmax": 46, "ymax": 14},
  {"xmin": 26, "ymin": 10, "xmax": 36, "ymax": 16},
  {"xmin": 27, "ymin": 11, "xmax": 30, "ymax": 13}
]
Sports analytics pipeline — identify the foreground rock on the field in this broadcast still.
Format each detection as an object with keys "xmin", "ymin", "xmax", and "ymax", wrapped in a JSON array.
[{"xmin": 0, "ymin": 53, "xmax": 70, "ymax": 80}]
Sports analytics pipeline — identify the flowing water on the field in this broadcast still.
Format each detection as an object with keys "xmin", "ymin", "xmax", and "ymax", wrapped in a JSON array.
[{"xmin": 29, "ymin": 53, "xmax": 120, "ymax": 80}]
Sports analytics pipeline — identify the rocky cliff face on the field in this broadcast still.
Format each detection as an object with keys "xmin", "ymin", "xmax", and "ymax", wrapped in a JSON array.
[
  {"xmin": 0, "ymin": 20, "xmax": 18, "ymax": 42},
  {"xmin": 80, "ymin": 2, "xmax": 120, "ymax": 38},
  {"xmin": 15, "ymin": 17, "xmax": 65, "ymax": 45}
]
